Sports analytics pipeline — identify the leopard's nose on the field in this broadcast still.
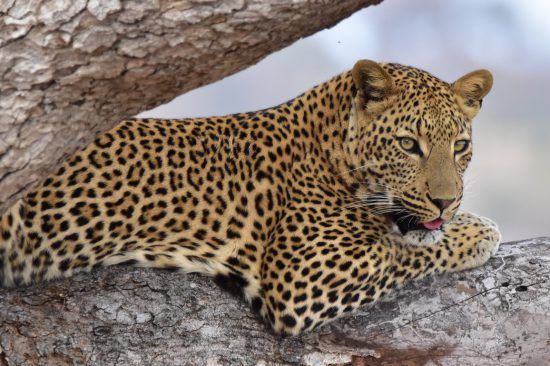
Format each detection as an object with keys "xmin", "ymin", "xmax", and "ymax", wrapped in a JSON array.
[{"xmin": 428, "ymin": 196, "xmax": 455, "ymax": 212}]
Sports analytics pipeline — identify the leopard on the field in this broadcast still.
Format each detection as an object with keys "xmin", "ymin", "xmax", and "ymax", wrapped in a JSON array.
[{"xmin": 0, "ymin": 60, "xmax": 501, "ymax": 335}]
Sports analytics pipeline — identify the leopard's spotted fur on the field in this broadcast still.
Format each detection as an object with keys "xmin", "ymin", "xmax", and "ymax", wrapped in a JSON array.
[{"xmin": 0, "ymin": 60, "xmax": 500, "ymax": 334}]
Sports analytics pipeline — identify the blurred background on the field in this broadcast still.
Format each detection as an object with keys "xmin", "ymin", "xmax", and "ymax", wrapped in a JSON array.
[{"xmin": 139, "ymin": 0, "xmax": 550, "ymax": 242}]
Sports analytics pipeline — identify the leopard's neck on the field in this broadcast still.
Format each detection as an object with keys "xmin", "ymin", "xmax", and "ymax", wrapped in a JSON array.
[{"xmin": 282, "ymin": 71, "xmax": 359, "ymax": 189}]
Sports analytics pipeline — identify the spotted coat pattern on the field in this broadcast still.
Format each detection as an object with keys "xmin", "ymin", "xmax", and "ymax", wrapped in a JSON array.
[{"xmin": 0, "ymin": 61, "xmax": 500, "ymax": 334}]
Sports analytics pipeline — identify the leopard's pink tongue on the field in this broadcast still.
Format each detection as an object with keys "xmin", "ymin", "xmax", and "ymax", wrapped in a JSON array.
[{"xmin": 422, "ymin": 218, "xmax": 444, "ymax": 230}]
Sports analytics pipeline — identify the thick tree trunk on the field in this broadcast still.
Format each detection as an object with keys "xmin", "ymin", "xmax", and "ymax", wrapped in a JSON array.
[
  {"xmin": 0, "ymin": 0, "xmax": 381, "ymax": 213},
  {"xmin": 0, "ymin": 238, "xmax": 548, "ymax": 366}
]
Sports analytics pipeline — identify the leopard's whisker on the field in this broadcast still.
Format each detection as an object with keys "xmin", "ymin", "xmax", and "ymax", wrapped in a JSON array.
[{"xmin": 343, "ymin": 160, "xmax": 381, "ymax": 174}]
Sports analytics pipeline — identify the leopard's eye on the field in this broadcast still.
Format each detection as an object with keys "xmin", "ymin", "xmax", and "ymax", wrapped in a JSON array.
[
  {"xmin": 454, "ymin": 140, "xmax": 470, "ymax": 154},
  {"xmin": 398, "ymin": 137, "xmax": 421, "ymax": 155}
]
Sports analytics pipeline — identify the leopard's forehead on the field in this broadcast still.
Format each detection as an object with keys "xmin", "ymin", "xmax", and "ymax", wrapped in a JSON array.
[
  {"xmin": 383, "ymin": 63, "xmax": 450, "ymax": 89},
  {"xmin": 381, "ymin": 63, "xmax": 470, "ymax": 141}
]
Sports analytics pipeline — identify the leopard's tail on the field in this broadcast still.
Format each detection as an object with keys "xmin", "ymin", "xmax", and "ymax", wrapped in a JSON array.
[{"xmin": 0, "ymin": 200, "xmax": 26, "ymax": 287}]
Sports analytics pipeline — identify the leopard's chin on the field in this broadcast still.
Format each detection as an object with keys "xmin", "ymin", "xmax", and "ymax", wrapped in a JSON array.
[
  {"xmin": 389, "ymin": 211, "xmax": 445, "ymax": 246},
  {"xmin": 402, "ymin": 229, "xmax": 445, "ymax": 246}
]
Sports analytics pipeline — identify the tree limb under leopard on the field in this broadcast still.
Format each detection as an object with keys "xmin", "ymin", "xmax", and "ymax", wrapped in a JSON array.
[{"xmin": 0, "ymin": 238, "xmax": 547, "ymax": 365}]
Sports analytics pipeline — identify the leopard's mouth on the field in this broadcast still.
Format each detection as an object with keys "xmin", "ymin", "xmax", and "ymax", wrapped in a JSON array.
[
  {"xmin": 363, "ymin": 193, "xmax": 446, "ymax": 234},
  {"xmin": 390, "ymin": 210, "xmax": 444, "ymax": 235}
]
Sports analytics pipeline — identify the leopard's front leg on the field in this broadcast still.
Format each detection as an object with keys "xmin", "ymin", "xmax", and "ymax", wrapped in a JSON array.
[
  {"xmin": 258, "ymin": 211, "xmax": 501, "ymax": 335},
  {"xmin": 395, "ymin": 211, "xmax": 501, "ymax": 274}
]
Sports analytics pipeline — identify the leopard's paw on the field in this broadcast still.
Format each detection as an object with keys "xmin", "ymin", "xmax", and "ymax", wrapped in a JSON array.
[
  {"xmin": 453, "ymin": 211, "xmax": 501, "ymax": 255},
  {"xmin": 445, "ymin": 211, "xmax": 502, "ymax": 269},
  {"xmin": 477, "ymin": 215, "xmax": 502, "ymax": 256}
]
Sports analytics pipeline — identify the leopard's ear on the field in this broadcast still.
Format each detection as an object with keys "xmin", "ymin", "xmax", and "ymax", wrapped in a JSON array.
[
  {"xmin": 352, "ymin": 60, "xmax": 396, "ymax": 114},
  {"xmin": 452, "ymin": 69, "xmax": 493, "ymax": 119}
]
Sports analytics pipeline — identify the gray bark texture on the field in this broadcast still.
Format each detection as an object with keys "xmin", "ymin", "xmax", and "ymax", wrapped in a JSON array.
[
  {"xmin": 0, "ymin": 0, "xmax": 382, "ymax": 214},
  {"xmin": 0, "ymin": 237, "xmax": 548, "ymax": 366}
]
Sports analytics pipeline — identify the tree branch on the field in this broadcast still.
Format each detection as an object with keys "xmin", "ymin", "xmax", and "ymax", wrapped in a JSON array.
[{"xmin": 1, "ymin": 238, "xmax": 548, "ymax": 365}]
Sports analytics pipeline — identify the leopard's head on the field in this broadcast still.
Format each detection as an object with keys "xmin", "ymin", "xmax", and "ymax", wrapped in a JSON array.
[{"xmin": 345, "ymin": 60, "xmax": 493, "ymax": 234}]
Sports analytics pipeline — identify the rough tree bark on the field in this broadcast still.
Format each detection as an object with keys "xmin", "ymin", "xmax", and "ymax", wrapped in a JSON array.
[
  {"xmin": 0, "ymin": 0, "xmax": 382, "ymax": 213},
  {"xmin": 0, "ymin": 238, "xmax": 548, "ymax": 366}
]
